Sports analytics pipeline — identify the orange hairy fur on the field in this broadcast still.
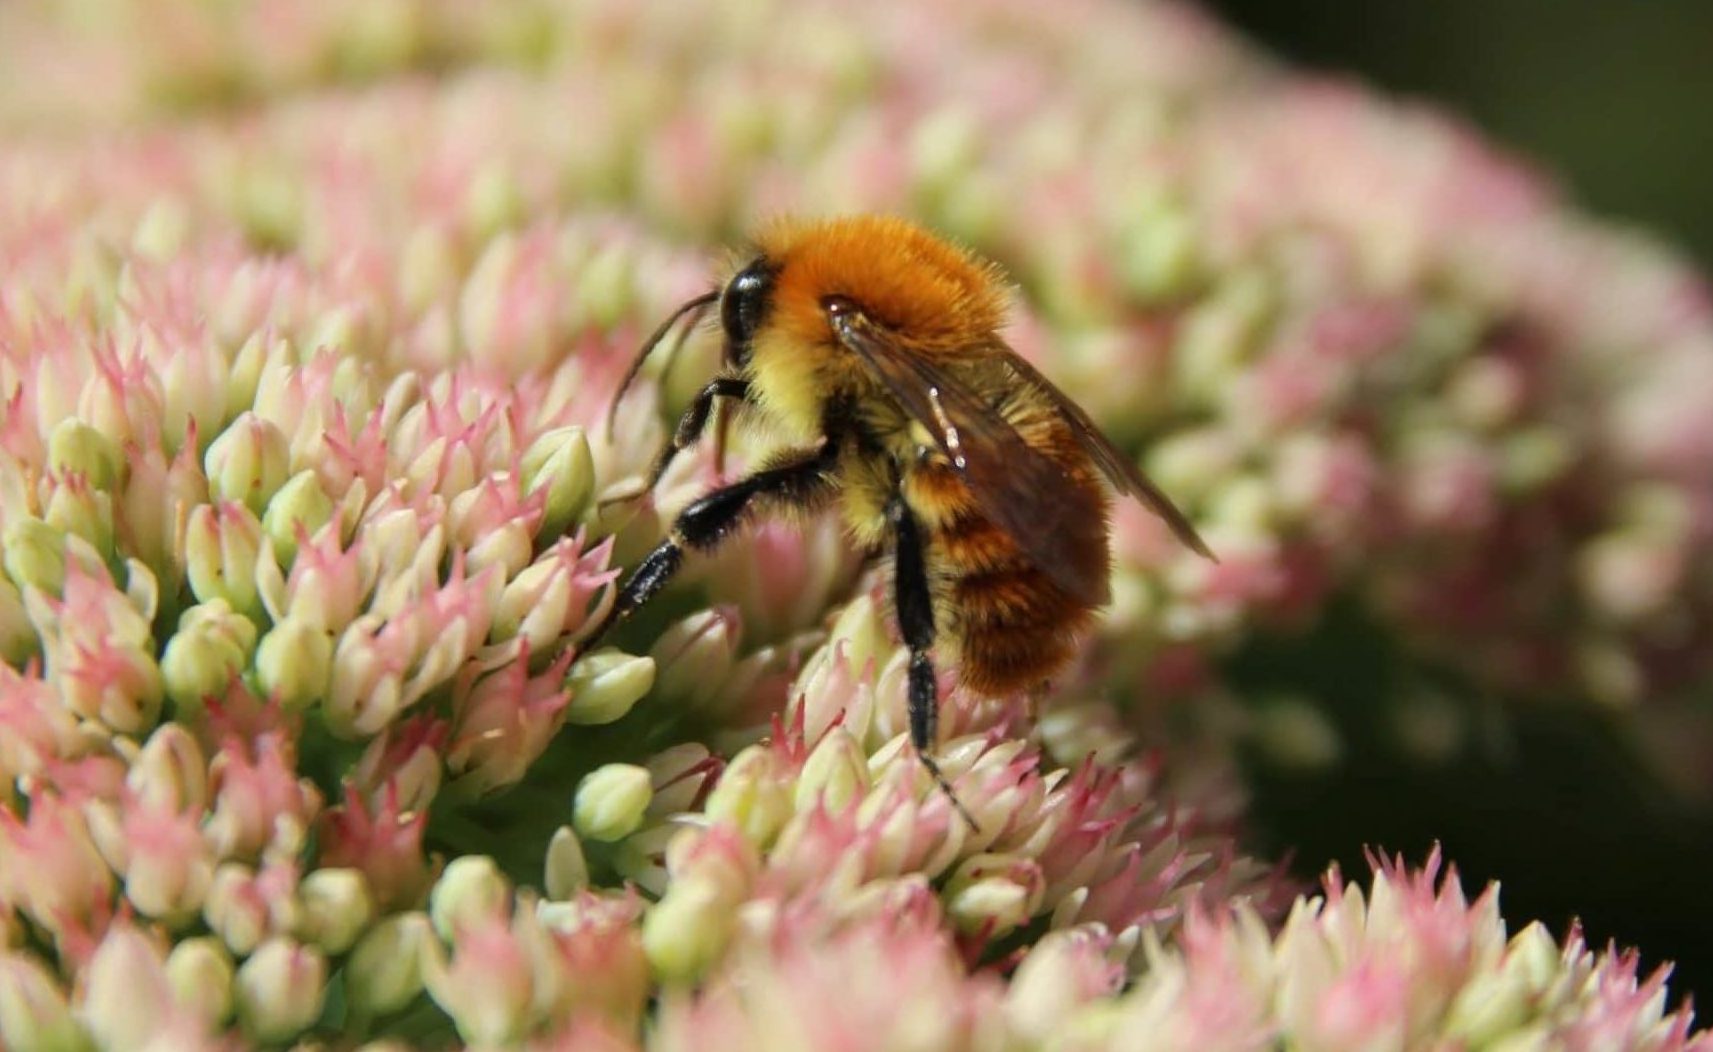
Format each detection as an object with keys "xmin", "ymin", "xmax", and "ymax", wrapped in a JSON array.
[{"xmin": 735, "ymin": 215, "xmax": 1113, "ymax": 696}]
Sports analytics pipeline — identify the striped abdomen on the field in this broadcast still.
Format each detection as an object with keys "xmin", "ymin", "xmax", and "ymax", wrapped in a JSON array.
[{"xmin": 902, "ymin": 422, "xmax": 1111, "ymax": 695}]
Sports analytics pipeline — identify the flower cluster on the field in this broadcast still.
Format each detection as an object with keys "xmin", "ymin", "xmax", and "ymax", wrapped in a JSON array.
[{"xmin": 0, "ymin": 0, "xmax": 1710, "ymax": 1048}]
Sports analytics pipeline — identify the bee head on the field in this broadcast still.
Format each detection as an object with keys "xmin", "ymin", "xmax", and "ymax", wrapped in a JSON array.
[{"xmin": 720, "ymin": 257, "xmax": 776, "ymax": 367}]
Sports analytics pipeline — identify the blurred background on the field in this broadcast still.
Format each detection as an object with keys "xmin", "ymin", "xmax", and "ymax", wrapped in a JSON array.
[
  {"xmin": 1208, "ymin": 0, "xmax": 1713, "ymax": 271},
  {"xmin": 1207, "ymin": 0, "xmax": 1713, "ymax": 1003}
]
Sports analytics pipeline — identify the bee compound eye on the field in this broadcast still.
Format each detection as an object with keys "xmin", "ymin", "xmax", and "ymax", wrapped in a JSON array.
[{"xmin": 720, "ymin": 259, "xmax": 775, "ymax": 347}]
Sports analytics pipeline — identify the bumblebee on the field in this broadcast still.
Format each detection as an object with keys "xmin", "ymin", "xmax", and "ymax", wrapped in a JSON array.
[{"xmin": 591, "ymin": 215, "xmax": 1211, "ymax": 824}]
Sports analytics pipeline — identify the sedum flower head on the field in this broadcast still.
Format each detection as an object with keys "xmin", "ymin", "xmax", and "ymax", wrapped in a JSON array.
[{"xmin": 0, "ymin": 0, "xmax": 1708, "ymax": 1048}]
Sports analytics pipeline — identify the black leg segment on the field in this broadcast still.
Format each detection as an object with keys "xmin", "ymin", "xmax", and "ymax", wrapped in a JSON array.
[
  {"xmin": 637, "ymin": 376, "xmax": 750, "ymax": 495},
  {"xmin": 889, "ymin": 495, "xmax": 980, "ymax": 832},
  {"xmin": 586, "ymin": 440, "xmax": 836, "ymax": 644}
]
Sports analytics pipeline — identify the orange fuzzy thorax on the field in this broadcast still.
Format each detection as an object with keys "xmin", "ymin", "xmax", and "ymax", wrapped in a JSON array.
[
  {"xmin": 754, "ymin": 215, "xmax": 1010, "ymax": 350},
  {"xmin": 742, "ymin": 215, "xmax": 1013, "ymax": 444}
]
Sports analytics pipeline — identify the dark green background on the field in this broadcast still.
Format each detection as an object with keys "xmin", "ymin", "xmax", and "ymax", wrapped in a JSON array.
[
  {"xmin": 1206, "ymin": 0, "xmax": 1713, "ymax": 1007},
  {"xmin": 1209, "ymin": 0, "xmax": 1713, "ymax": 271}
]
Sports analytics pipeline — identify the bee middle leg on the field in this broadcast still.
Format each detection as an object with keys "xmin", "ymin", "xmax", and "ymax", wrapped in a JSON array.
[
  {"xmin": 588, "ymin": 438, "xmax": 835, "ymax": 642},
  {"xmin": 889, "ymin": 494, "xmax": 980, "ymax": 832}
]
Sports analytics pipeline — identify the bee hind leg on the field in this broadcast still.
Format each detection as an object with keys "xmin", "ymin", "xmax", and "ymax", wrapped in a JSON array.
[{"xmin": 889, "ymin": 495, "xmax": 981, "ymax": 833}]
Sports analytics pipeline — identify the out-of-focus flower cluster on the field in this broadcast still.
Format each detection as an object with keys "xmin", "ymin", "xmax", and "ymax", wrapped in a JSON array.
[{"xmin": 0, "ymin": 0, "xmax": 1709, "ymax": 1048}]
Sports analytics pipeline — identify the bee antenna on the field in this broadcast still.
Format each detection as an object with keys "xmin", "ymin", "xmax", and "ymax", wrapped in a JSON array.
[
  {"xmin": 606, "ymin": 290, "xmax": 720, "ymax": 441},
  {"xmin": 919, "ymin": 753, "xmax": 982, "ymax": 834}
]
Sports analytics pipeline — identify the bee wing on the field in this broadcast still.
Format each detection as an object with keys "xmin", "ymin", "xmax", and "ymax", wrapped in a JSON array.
[
  {"xmin": 828, "ymin": 303, "xmax": 1113, "ymax": 606},
  {"xmin": 996, "ymin": 346, "xmax": 1214, "ymax": 560}
]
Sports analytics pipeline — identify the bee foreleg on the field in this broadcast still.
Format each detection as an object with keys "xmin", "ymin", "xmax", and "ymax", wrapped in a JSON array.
[
  {"xmin": 586, "ymin": 439, "xmax": 836, "ymax": 644},
  {"xmin": 602, "ymin": 377, "xmax": 751, "ymax": 510},
  {"xmin": 889, "ymin": 495, "xmax": 981, "ymax": 833}
]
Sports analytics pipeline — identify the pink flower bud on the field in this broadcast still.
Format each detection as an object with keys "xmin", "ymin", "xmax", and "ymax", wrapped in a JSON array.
[
  {"xmin": 205, "ymin": 735, "xmax": 320, "ymax": 862},
  {"xmin": 536, "ymin": 892, "xmax": 649, "ymax": 1032},
  {"xmin": 125, "ymin": 724, "xmax": 208, "ymax": 815},
  {"xmin": 493, "ymin": 533, "xmax": 617, "ymax": 654},
  {"xmin": 78, "ymin": 352, "xmax": 164, "ymax": 451},
  {"xmin": 446, "ymin": 649, "xmax": 572, "ymax": 796},
  {"xmin": 1006, "ymin": 927, "xmax": 1124, "ymax": 1041},
  {"xmin": 423, "ymin": 912, "xmax": 535, "ymax": 1046},
  {"xmin": 117, "ymin": 801, "xmax": 215, "ymax": 925},
  {"xmin": 24, "ymin": 562, "xmax": 162, "ymax": 734},
  {"xmin": 649, "ymin": 608, "xmax": 741, "ymax": 709},
  {"xmin": 0, "ymin": 666, "xmax": 88, "ymax": 785},
  {"xmin": 203, "ymin": 862, "xmax": 298, "ymax": 956},
  {"xmin": 272, "ymin": 524, "xmax": 367, "ymax": 633},
  {"xmin": 448, "ymin": 475, "xmax": 537, "ymax": 581},
  {"xmin": 80, "ymin": 921, "xmax": 176, "ymax": 1049},
  {"xmin": 318, "ymin": 784, "xmax": 431, "ymax": 912},
  {"xmin": 350, "ymin": 714, "xmax": 448, "ymax": 815},
  {"xmin": 0, "ymin": 794, "xmax": 114, "ymax": 943}
]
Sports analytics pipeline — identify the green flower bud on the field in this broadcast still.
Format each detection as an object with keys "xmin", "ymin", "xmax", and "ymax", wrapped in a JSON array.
[
  {"xmin": 523, "ymin": 426, "xmax": 596, "ymax": 539},
  {"xmin": 346, "ymin": 913, "xmax": 433, "ymax": 1019},
  {"xmin": 296, "ymin": 868, "xmax": 375, "ymax": 955},
  {"xmin": 650, "ymin": 610, "xmax": 738, "ymax": 707},
  {"xmin": 42, "ymin": 477, "xmax": 113, "ymax": 559},
  {"xmin": 184, "ymin": 502, "xmax": 264, "ymax": 619},
  {"xmin": 254, "ymin": 616, "xmax": 332, "ymax": 711},
  {"xmin": 0, "ymin": 578, "xmax": 35, "ymax": 667},
  {"xmin": 794, "ymin": 728, "xmax": 871, "ymax": 814},
  {"xmin": 206, "ymin": 412, "xmax": 290, "ymax": 515},
  {"xmin": 234, "ymin": 937, "xmax": 326, "ymax": 1044},
  {"xmin": 944, "ymin": 854, "xmax": 1045, "ymax": 937},
  {"xmin": 564, "ymin": 649, "xmax": 654, "ymax": 725},
  {"xmin": 544, "ymin": 826, "xmax": 589, "ymax": 901},
  {"xmin": 160, "ymin": 600, "xmax": 257, "ymax": 712},
  {"xmin": 47, "ymin": 419, "xmax": 121, "ymax": 490},
  {"xmin": 574, "ymin": 764, "xmax": 653, "ymax": 842},
  {"xmin": 262, "ymin": 471, "xmax": 334, "ymax": 565},
  {"xmin": 466, "ymin": 162, "xmax": 525, "ymax": 240},
  {"xmin": 166, "ymin": 938, "xmax": 234, "ymax": 1029},
  {"xmin": 703, "ymin": 745, "xmax": 793, "ymax": 850},
  {"xmin": 400, "ymin": 227, "xmax": 458, "ymax": 314},
  {"xmin": 225, "ymin": 332, "xmax": 268, "ymax": 422},
  {"xmin": 577, "ymin": 242, "xmax": 637, "ymax": 330},
  {"xmin": 643, "ymin": 877, "xmax": 739, "ymax": 984},
  {"xmin": 429, "ymin": 856, "xmax": 509, "ymax": 942},
  {"xmin": 127, "ymin": 724, "xmax": 208, "ymax": 815},
  {"xmin": 1117, "ymin": 205, "xmax": 1200, "ymax": 304},
  {"xmin": 3, "ymin": 518, "xmax": 67, "ymax": 595}
]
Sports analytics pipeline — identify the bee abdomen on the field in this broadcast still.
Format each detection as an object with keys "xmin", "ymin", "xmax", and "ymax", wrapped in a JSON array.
[{"xmin": 939, "ymin": 543, "xmax": 1098, "ymax": 696}]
